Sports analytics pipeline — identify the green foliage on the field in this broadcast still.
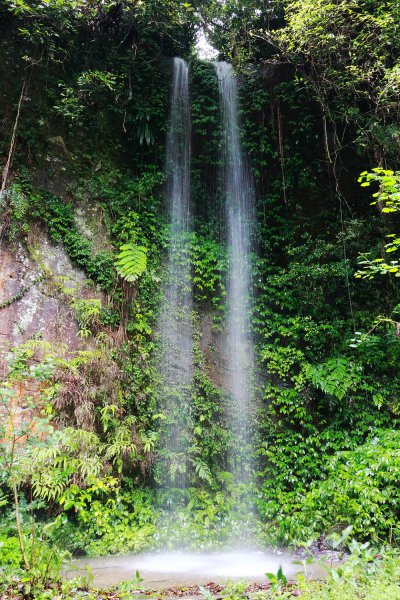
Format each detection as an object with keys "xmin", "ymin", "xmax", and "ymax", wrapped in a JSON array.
[
  {"xmin": 0, "ymin": 356, "xmax": 72, "ymax": 586},
  {"xmin": 204, "ymin": 0, "xmax": 283, "ymax": 66},
  {"xmin": 191, "ymin": 233, "xmax": 226, "ymax": 308},
  {"xmin": 71, "ymin": 298, "xmax": 102, "ymax": 338},
  {"xmin": 28, "ymin": 428, "xmax": 117, "ymax": 504},
  {"xmin": 201, "ymin": 547, "xmax": 400, "ymax": 599},
  {"xmin": 115, "ymin": 243, "xmax": 148, "ymax": 283},
  {"xmin": 287, "ymin": 430, "xmax": 400, "ymax": 543},
  {"xmin": 54, "ymin": 487, "xmax": 157, "ymax": 557},
  {"xmin": 265, "ymin": 566, "xmax": 287, "ymax": 593},
  {"xmin": 55, "ymin": 70, "xmax": 120, "ymax": 125},
  {"xmin": 306, "ymin": 357, "xmax": 362, "ymax": 401},
  {"xmin": 0, "ymin": 535, "xmax": 22, "ymax": 567},
  {"xmin": 356, "ymin": 169, "xmax": 400, "ymax": 279},
  {"xmin": 190, "ymin": 60, "xmax": 221, "ymax": 218},
  {"xmin": 358, "ymin": 169, "xmax": 400, "ymax": 214},
  {"xmin": 135, "ymin": 111, "xmax": 154, "ymax": 147},
  {"xmin": 1, "ymin": 184, "xmax": 30, "ymax": 239},
  {"xmin": 20, "ymin": 186, "xmax": 116, "ymax": 290},
  {"xmin": 156, "ymin": 484, "xmax": 259, "ymax": 549},
  {"xmin": 275, "ymin": 0, "xmax": 400, "ymax": 161}
]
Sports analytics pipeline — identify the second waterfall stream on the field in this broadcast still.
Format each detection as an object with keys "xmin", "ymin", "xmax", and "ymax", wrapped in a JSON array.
[{"xmin": 214, "ymin": 61, "xmax": 256, "ymax": 485}]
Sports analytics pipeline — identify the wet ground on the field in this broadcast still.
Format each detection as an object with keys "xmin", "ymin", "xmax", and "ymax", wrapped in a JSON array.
[{"xmin": 64, "ymin": 550, "xmax": 327, "ymax": 589}]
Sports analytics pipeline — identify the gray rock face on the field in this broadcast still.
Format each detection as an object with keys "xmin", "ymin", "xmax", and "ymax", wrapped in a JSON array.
[{"xmin": 0, "ymin": 226, "xmax": 95, "ymax": 374}]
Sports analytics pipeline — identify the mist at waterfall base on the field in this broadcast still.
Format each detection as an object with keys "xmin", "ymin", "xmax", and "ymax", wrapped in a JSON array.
[
  {"xmin": 65, "ymin": 551, "xmax": 323, "ymax": 597},
  {"xmin": 67, "ymin": 550, "xmax": 316, "ymax": 588}
]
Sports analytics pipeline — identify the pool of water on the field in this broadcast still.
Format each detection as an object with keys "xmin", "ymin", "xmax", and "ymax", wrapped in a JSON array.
[{"xmin": 65, "ymin": 550, "xmax": 321, "ymax": 589}]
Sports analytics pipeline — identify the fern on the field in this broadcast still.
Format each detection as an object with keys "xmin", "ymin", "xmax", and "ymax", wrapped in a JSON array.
[
  {"xmin": 115, "ymin": 243, "xmax": 147, "ymax": 283},
  {"xmin": 306, "ymin": 357, "xmax": 361, "ymax": 401},
  {"xmin": 191, "ymin": 457, "xmax": 212, "ymax": 484},
  {"xmin": 28, "ymin": 429, "xmax": 104, "ymax": 501}
]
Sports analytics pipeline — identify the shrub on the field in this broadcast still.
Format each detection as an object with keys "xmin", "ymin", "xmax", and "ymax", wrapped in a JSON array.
[{"xmin": 286, "ymin": 429, "xmax": 400, "ymax": 543}]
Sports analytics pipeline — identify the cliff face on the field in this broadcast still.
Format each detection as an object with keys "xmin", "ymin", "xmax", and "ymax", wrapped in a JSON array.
[
  {"xmin": 0, "ymin": 207, "xmax": 106, "ymax": 376},
  {"xmin": 0, "ymin": 234, "xmax": 81, "ymax": 368}
]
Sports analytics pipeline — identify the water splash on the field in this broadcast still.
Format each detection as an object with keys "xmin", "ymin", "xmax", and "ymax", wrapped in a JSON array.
[
  {"xmin": 214, "ymin": 61, "xmax": 255, "ymax": 485},
  {"xmin": 158, "ymin": 58, "xmax": 193, "ymax": 489}
]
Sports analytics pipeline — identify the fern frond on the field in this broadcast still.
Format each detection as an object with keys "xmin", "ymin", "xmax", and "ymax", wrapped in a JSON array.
[{"xmin": 115, "ymin": 244, "xmax": 148, "ymax": 283}]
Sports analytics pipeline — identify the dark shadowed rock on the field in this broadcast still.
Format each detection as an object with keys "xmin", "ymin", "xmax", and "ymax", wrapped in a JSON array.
[{"xmin": 259, "ymin": 61, "xmax": 295, "ymax": 86}]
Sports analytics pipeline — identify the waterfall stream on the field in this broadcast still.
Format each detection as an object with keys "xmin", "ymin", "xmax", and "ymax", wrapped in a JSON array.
[
  {"xmin": 158, "ymin": 58, "xmax": 255, "ymax": 515},
  {"xmin": 214, "ymin": 61, "xmax": 255, "ymax": 484},
  {"xmin": 158, "ymin": 57, "xmax": 193, "ymax": 488}
]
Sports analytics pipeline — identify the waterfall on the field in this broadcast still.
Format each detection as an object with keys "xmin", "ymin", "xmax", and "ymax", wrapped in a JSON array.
[
  {"xmin": 158, "ymin": 58, "xmax": 193, "ymax": 489},
  {"xmin": 214, "ymin": 61, "xmax": 255, "ymax": 485},
  {"xmin": 158, "ymin": 58, "xmax": 255, "ymax": 524}
]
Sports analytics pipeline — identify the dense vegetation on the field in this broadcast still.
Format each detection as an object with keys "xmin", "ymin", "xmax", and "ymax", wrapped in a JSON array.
[{"xmin": 0, "ymin": 0, "xmax": 399, "ymax": 597}]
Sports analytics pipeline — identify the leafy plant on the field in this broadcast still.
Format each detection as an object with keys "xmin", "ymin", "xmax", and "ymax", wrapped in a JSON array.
[
  {"xmin": 356, "ymin": 169, "xmax": 400, "ymax": 279},
  {"xmin": 306, "ymin": 357, "xmax": 361, "ymax": 401},
  {"xmin": 115, "ymin": 243, "xmax": 148, "ymax": 283},
  {"xmin": 119, "ymin": 569, "xmax": 144, "ymax": 597},
  {"xmin": 71, "ymin": 298, "xmax": 102, "ymax": 338},
  {"xmin": 287, "ymin": 429, "xmax": 400, "ymax": 543},
  {"xmin": 265, "ymin": 565, "xmax": 287, "ymax": 593}
]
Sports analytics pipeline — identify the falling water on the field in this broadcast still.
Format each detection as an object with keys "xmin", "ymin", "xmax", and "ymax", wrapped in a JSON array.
[
  {"xmin": 158, "ymin": 58, "xmax": 193, "ymax": 489},
  {"xmin": 214, "ymin": 62, "xmax": 255, "ymax": 484}
]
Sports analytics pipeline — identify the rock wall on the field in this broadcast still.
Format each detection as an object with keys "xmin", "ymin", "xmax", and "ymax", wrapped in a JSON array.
[{"xmin": 0, "ymin": 224, "xmax": 99, "ymax": 376}]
